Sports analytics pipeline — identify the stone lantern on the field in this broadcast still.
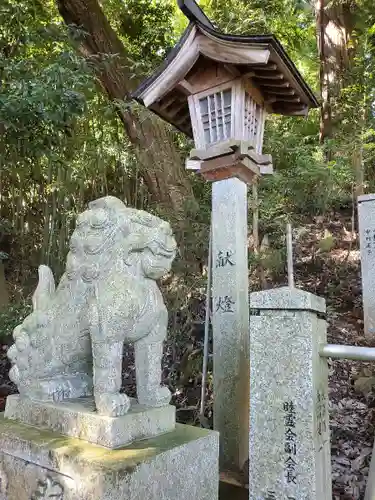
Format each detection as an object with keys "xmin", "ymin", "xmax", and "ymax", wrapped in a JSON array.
[{"xmin": 133, "ymin": 0, "xmax": 318, "ymax": 478}]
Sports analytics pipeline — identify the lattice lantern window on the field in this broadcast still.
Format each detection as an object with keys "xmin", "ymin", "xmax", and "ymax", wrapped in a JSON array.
[{"xmin": 188, "ymin": 80, "xmax": 266, "ymax": 153}]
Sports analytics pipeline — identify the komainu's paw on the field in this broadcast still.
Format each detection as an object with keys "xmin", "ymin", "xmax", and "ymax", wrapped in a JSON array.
[
  {"xmin": 9, "ymin": 365, "xmax": 20, "ymax": 384},
  {"xmin": 138, "ymin": 386, "xmax": 171, "ymax": 407},
  {"xmin": 95, "ymin": 392, "xmax": 131, "ymax": 417}
]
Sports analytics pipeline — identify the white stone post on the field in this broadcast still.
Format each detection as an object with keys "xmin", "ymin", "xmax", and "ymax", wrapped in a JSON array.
[
  {"xmin": 211, "ymin": 177, "xmax": 249, "ymax": 472},
  {"xmin": 358, "ymin": 194, "xmax": 375, "ymax": 340},
  {"xmin": 249, "ymin": 287, "xmax": 331, "ymax": 500}
]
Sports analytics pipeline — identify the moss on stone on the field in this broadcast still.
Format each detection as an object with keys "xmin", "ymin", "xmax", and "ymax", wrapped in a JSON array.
[{"xmin": 0, "ymin": 414, "xmax": 214, "ymax": 473}]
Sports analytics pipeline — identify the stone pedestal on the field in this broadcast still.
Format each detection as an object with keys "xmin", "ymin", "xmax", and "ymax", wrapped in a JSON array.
[
  {"xmin": 358, "ymin": 194, "xmax": 375, "ymax": 339},
  {"xmin": 5, "ymin": 395, "xmax": 175, "ymax": 448},
  {"xmin": 365, "ymin": 441, "xmax": 375, "ymax": 500},
  {"xmin": 249, "ymin": 287, "xmax": 332, "ymax": 500},
  {"xmin": 211, "ymin": 177, "xmax": 249, "ymax": 472},
  {"xmin": 0, "ymin": 414, "xmax": 219, "ymax": 500}
]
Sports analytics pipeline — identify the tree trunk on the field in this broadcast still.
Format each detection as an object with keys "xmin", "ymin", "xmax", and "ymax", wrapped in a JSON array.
[
  {"xmin": 353, "ymin": 148, "xmax": 365, "ymax": 198},
  {"xmin": 315, "ymin": 0, "xmax": 352, "ymax": 143},
  {"xmin": 56, "ymin": 0, "xmax": 194, "ymax": 213},
  {"xmin": 315, "ymin": 0, "xmax": 366, "ymax": 192}
]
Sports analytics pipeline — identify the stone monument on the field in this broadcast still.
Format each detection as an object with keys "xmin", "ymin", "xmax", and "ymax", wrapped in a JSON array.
[
  {"xmin": 358, "ymin": 194, "xmax": 375, "ymax": 340},
  {"xmin": 249, "ymin": 287, "xmax": 332, "ymax": 500},
  {"xmin": 0, "ymin": 196, "xmax": 219, "ymax": 499}
]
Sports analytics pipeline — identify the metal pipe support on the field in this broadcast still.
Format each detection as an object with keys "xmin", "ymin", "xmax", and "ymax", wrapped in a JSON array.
[{"xmin": 320, "ymin": 343, "xmax": 375, "ymax": 361}]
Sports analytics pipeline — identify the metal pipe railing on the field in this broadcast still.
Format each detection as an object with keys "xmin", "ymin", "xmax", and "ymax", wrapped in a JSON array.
[{"xmin": 319, "ymin": 343, "xmax": 375, "ymax": 361}]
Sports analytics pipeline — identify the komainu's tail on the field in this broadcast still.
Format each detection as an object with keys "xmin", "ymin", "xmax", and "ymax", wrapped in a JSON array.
[{"xmin": 32, "ymin": 265, "xmax": 55, "ymax": 311}]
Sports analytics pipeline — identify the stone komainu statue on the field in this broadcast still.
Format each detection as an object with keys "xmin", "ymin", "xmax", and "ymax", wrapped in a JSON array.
[{"xmin": 7, "ymin": 196, "xmax": 177, "ymax": 416}]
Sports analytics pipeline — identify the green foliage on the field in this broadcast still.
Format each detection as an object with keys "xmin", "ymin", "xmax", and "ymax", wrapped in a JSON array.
[
  {"xmin": 0, "ymin": 302, "xmax": 31, "ymax": 339},
  {"xmin": 0, "ymin": 0, "xmax": 95, "ymax": 158},
  {"xmin": 260, "ymin": 113, "xmax": 353, "ymax": 227},
  {"xmin": 0, "ymin": 0, "xmax": 139, "ymax": 285},
  {"xmin": 117, "ymin": 0, "xmax": 175, "ymax": 62},
  {"xmin": 102, "ymin": 0, "xmax": 179, "ymax": 74}
]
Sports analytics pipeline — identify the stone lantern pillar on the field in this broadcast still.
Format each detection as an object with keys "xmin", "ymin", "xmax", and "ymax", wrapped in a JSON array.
[{"xmin": 133, "ymin": 0, "xmax": 319, "ymax": 476}]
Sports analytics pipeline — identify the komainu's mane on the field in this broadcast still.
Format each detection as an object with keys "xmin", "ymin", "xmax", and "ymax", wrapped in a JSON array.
[{"xmin": 64, "ymin": 196, "xmax": 168, "ymax": 283}]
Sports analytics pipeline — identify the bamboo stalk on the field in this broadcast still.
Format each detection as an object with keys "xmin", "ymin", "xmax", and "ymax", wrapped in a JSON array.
[
  {"xmin": 286, "ymin": 223, "xmax": 295, "ymax": 288},
  {"xmin": 42, "ymin": 162, "xmax": 53, "ymax": 263},
  {"xmin": 200, "ymin": 221, "xmax": 212, "ymax": 423},
  {"xmin": 252, "ymin": 180, "xmax": 267, "ymax": 289},
  {"xmin": 58, "ymin": 166, "xmax": 69, "ymax": 275}
]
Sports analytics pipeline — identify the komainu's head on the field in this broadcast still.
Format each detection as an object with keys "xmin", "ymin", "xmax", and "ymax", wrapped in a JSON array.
[{"xmin": 65, "ymin": 196, "xmax": 177, "ymax": 282}]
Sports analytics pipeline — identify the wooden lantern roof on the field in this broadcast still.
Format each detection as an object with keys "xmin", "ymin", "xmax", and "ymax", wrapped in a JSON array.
[{"xmin": 133, "ymin": 0, "xmax": 319, "ymax": 138}]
